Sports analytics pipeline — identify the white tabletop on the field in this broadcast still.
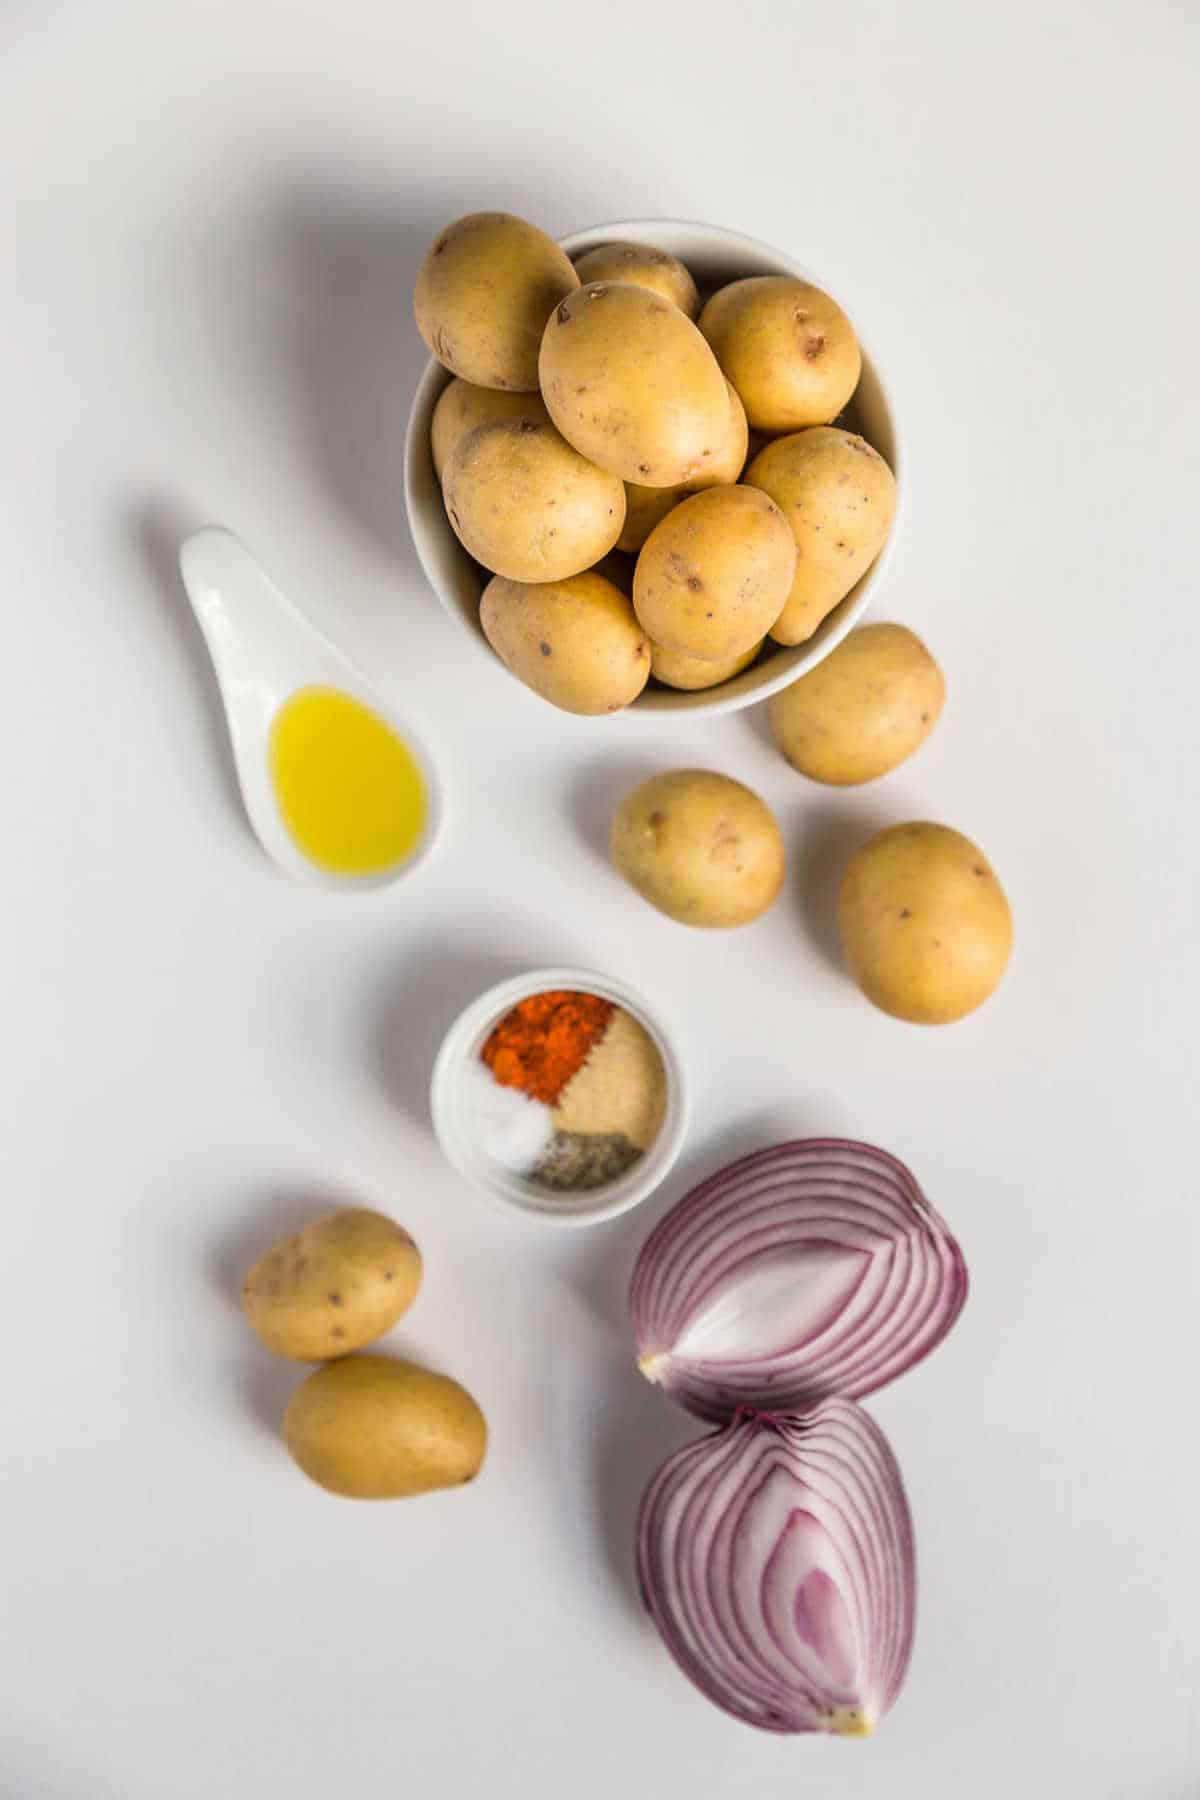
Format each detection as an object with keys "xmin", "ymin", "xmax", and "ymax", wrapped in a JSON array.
[{"xmin": 3, "ymin": 4, "xmax": 1197, "ymax": 1797}]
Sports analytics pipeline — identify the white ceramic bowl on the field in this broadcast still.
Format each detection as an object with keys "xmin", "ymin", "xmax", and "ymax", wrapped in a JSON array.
[
  {"xmin": 404, "ymin": 219, "xmax": 901, "ymax": 717},
  {"xmin": 430, "ymin": 967, "xmax": 688, "ymax": 1227}
]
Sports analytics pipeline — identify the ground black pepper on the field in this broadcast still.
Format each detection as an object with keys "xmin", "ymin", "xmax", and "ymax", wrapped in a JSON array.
[{"xmin": 535, "ymin": 1131, "xmax": 642, "ymax": 1191}]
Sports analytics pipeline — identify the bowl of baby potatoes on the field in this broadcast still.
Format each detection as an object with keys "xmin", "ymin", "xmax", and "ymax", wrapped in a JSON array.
[{"xmin": 405, "ymin": 215, "xmax": 900, "ymax": 716}]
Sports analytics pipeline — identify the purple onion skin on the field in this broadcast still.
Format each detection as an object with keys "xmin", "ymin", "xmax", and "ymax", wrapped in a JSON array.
[
  {"xmin": 631, "ymin": 1138, "xmax": 968, "ymax": 1423},
  {"xmin": 636, "ymin": 1402, "xmax": 915, "ymax": 1735}
]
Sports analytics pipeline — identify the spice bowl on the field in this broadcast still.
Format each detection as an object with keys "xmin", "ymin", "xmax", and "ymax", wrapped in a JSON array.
[{"xmin": 430, "ymin": 968, "xmax": 688, "ymax": 1227}]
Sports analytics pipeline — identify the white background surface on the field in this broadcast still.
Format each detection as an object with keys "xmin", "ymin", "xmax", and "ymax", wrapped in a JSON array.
[{"xmin": 2, "ymin": 3, "xmax": 1197, "ymax": 1796}]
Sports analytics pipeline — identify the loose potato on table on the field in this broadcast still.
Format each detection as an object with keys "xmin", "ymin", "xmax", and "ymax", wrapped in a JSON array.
[
  {"xmin": 414, "ymin": 211, "xmax": 579, "ymax": 392},
  {"xmin": 539, "ymin": 281, "xmax": 730, "ymax": 487},
  {"xmin": 698, "ymin": 275, "xmax": 861, "ymax": 431},
  {"xmin": 838, "ymin": 823, "xmax": 1013, "ymax": 1024},
  {"xmin": 284, "ymin": 1356, "xmax": 488, "ymax": 1500},
  {"xmin": 650, "ymin": 639, "xmax": 764, "ymax": 691},
  {"xmin": 746, "ymin": 427, "xmax": 896, "ymax": 644},
  {"xmin": 633, "ymin": 485, "xmax": 795, "ymax": 662},
  {"xmin": 241, "ymin": 1208, "xmax": 422, "ymax": 1362},
  {"xmin": 443, "ymin": 415, "xmax": 624, "ymax": 583},
  {"xmin": 481, "ymin": 570, "xmax": 650, "ymax": 714},
  {"xmin": 768, "ymin": 623, "xmax": 944, "ymax": 784},
  {"xmin": 611, "ymin": 769, "xmax": 785, "ymax": 927},
  {"xmin": 616, "ymin": 380, "xmax": 749, "ymax": 553},
  {"xmin": 430, "ymin": 378, "xmax": 550, "ymax": 481},
  {"xmin": 573, "ymin": 242, "xmax": 700, "ymax": 317}
]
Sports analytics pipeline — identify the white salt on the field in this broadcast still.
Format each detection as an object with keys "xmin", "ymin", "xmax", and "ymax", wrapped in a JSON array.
[{"xmin": 461, "ymin": 1059, "xmax": 555, "ymax": 1175}]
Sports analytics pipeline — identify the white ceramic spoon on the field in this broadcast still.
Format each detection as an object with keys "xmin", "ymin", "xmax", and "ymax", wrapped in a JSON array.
[{"xmin": 178, "ymin": 525, "xmax": 444, "ymax": 891}]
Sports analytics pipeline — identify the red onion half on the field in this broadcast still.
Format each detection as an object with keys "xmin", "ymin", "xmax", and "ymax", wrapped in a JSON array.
[
  {"xmin": 631, "ymin": 1139, "xmax": 967, "ymax": 1422},
  {"xmin": 637, "ymin": 1401, "xmax": 914, "ymax": 1735}
]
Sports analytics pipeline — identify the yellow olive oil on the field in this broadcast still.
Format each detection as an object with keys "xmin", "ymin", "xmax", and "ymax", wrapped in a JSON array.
[{"xmin": 269, "ymin": 686, "xmax": 426, "ymax": 876}]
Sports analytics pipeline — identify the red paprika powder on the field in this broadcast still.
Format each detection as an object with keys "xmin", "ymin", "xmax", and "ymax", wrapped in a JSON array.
[{"xmin": 481, "ymin": 990, "xmax": 614, "ymax": 1106}]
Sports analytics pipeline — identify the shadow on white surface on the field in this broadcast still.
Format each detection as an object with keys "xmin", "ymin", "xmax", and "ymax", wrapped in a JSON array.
[
  {"xmin": 237, "ymin": 1343, "xmax": 304, "ymax": 1443},
  {"xmin": 268, "ymin": 182, "xmax": 457, "ymax": 567},
  {"xmin": 366, "ymin": 936, "xmax": 531, "ymax": 1129},
  {"xmin": 0, "ymin": 1736, "xmax": 153, "ymax": 1800},
  {"xmin": 793, "ymin": 801, "xmax": 894, "ymax": 975},
  {"xmin": 585, "ymin": 1356, "xmax": 698, "ymax": 1627},
  {"xmin": 739, "ymin": 698, "xmax": 775, "ymax": 753}
]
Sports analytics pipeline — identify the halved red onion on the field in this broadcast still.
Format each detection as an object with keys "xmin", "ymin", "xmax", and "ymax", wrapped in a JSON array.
[
  {"xmin": 637, "ymin": 1401, "xmax": 914, "ymax": 1735},
  {"xmin": 631, "ymin": 1139, "xmax": 967, "ymax": 1421}
]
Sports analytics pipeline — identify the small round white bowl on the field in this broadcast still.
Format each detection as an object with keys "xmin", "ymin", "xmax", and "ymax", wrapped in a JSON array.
[
  {"xmin": 404, "ymin": 218, "xmax": 901, "ymax": 717},
  {"xmin": 430, "ymin": 967, "xmax": 688, "ymax": 1227}
]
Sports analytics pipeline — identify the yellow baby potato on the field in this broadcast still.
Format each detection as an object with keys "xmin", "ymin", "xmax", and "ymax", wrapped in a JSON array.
[
  {"xmin": 633, "ymin": 485, "xmax": 795, "ymax": 661},
  {"xmin": 616, "ymin": 380, "xmax": 749, "ymax": 552},
  {"xmin": 745, "ymin": 427, "xmax": 896, "ymax": 644},
  {"xmin": 481, "ymin": 570, "xmax": 650, "ymax": 715},
  {"xmin": 241, "ymin": 1208, "xmax": 422, "ymax": 1362},
  {"xmin": 611, "ymin": 769, "xmax": 785, "ymax": 927},
  {"xmin": 838, "ymin": 823, "xmax": 1013, "ymax": 1024},
  {"xmin": 696, "ymin": 380, "xmax": 750, "ymax": 485},
  {"xmin": 698, "ymin": 275, "xmax": 861, "ymax": 431},
  {"xmin": 539, "ymin": 281, "xmax": 730, "ymax": 487},
  {"xmin": 650, "ymin": 639, "xmax": 764, "ymax": 691},
  {"xmin": 430, "ymin": 379, "xmax": 550, "ymax": 481},
  {"xmin": 603, "ymin": 542, "xmax": 764, "ymax": 688},
  {"xmin": 573, "ymin": 242, "xmax": 700, "ymax": 317},
  {"xmin": 443, "ymin": 415, "xmax": 624, "ymax": 583},
  {"xmin": 414, "ymin": 211, "xmax": 579, "ymax": 392},
  {"xmin": 283, "ymin": 1356, "xmax": 488, "ymax": 1500},
  {"xmin": 767, "ymin": 623, "xmax": 944, "ymax": 784},
  {"xmin": 617, "ymin": 484, "xmax": 682, "ymax": 555}
]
